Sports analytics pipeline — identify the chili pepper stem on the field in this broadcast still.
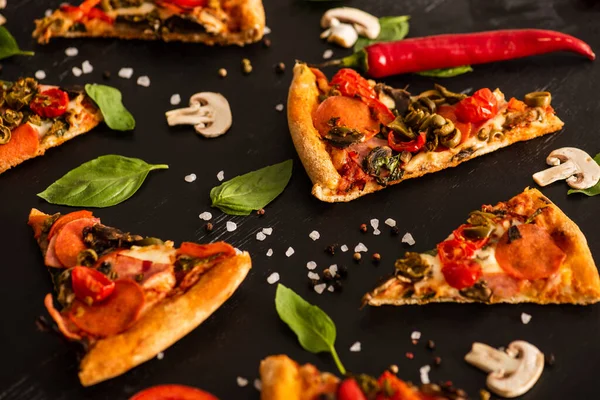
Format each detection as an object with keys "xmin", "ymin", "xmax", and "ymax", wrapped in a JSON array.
[{"xmin": 308, "ymin": 51, "xmax": 368, "ymax": 71}]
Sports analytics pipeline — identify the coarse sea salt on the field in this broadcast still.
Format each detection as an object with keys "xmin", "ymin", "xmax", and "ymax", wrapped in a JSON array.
[
  {"xmin": 256, "ymin": 232, "xmax": 267, "ymax": 241},
  {"xmin": 308, "ymin": 272, "xmax": 320, "ymax": 280},
  {"xmin": 65, "ymin": 47, "xmax": 78, "ymax": 57},
  {"xmin": 340, "ymin": 244, "xmax": 348, "ymax": 252},
  {"xmin": 327, "ymin": 285, "xmax": 335, "ymax": 292},
  {"xmin": 72, "ymin": 67, "xmax": 83, "ymax": 77},
  {"xmin": 323, "ymin": 49, "xmax": 334, "ymax": 59},
  {"xmin": 264, "ymin": 26, "xmax": 271, "ymax": 34},
  {"xmin": 402, "ymin": 233, "xmax": 416, "ymax": 246},
  {"xmin": 156, "ymin": 352, "xmax": 164, "ymax": 360},
  {"xmin": 262, "ymin": 227, "xmax": 273, "ymax": 235},
  {"xmin": 35, "ymin": 70, "xmax": 46, "ymax": 80},
  {"xmin": 373, "ymin": 229, "xmax": 381, "ymax": 236},
  {"xmin": 217, "ymin": 170, "xmax": 225, "ymax": 181},
  {"xmin": 385, "ymin": 218, "xmax": 397, "ymax": 227},
  {"xmin": 266, "ymin": 248, "xmax": 273, "ymax": 257},
  {"xmin": 420, "ymin": 365, "xmax": 431, "ymax": 384},
  {"xmin": 82, "ymin": 60, "xmax": 93, "ymax": 74},
  {"xmin": 354, "ymin": 243, "xmax": 368, "ymax": 252},
  {"xmin": 350, "ymin": 342, "xmax": 361, "ymax": 352},
  {"xmin": 314, "ymin": 283, "xmax": 326, "ymax": 294},
  {"xmin": 309, "ymin": 230, "xmax": 320, "ymax": 241},
  {"xmin": 45, "ymin": 9, "xmax": 53, "ymax": 17},
  {"xmin": 411, "ymin": 331, "xmax": 421, "ymax": 340},
  {"xmin": 521, "ymin": 312, "xmax": 532, "ymax": 324},
  {"xmin": 275, "ymin": 104, "xmax": 284, "ymax": 112},
  {"xmin": 184, "ymin": 173, "xmax": 196, "ymax": 182},
  {"xmin": 254, "ymin": 379, "xmax": 262, "ymax": 391},
  {"xmin": 306, "ymin": 261, "xmax": 317, "ymax": 270},
  {"xmin": 226, "ymin": 221, "xmax": 237, "ymax": 232},
  {"xmin": 170, "ymin": 93, "xmax": 181, "ymax": 105},
  {"xmin": 118, "ymin": 67, "xmax": 134, "ymax": 79},
  {"xmin": 285, "ymin": 247, "xmax": 295, "ymax": 257},
  {"xmin": 370, "ymin": 218, "xmax": 379, "ymax": 230},
  {"xmin": 267, "ymin": 272, "xmax": 280, "ymax": 284},
  {"xmin": 137, "ymin": 76, "xmax": 150, "ymax": 87},
  {"xmin": 199, "ymin": 212, "xmax": 212, "ymax": 221},
  {"xmin": 237, "ymin": 377, "xmax": 249, "ymax": 387},
  {"xmin": 329, "ymin": 264, "xmax": 338, "ymax": 275}
]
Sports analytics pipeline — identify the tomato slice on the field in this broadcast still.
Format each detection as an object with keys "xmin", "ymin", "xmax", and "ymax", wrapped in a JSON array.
[
  {"xmin": 337, "ymin": 379, "xmax": 367, "ymax": 400},
  {"xmin": 442, "ymin": 259, "xmax": 482, "ymax": 290},
  {"xmin": 437, "ymin": 239, "xmax": 475, "ymax": 265},
  {"xmin": 177, "ymin": 242, "xmax": 236, "ymax": 260},
  {"xmin": 30, "ymin": 88, "xmax": 69, "ymax": 118},
  {"xmin": 453, "ymin": 224, "xmax": 489, "ymax": 250},
  {"xmin": 71, "ymin": 266, "xmax": 115, "ymax": 304},
  {"xmin": 455, "ymin": 88, "xmax": 499, "ymax": 123},
  {"xmin": 130, "ymin": 384, "xmax": 219, "ymax": 400}
]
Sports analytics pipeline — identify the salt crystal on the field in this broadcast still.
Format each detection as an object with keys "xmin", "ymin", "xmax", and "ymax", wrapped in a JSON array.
[
  {"xmin": 327, "ymin": 285, "xmax": 335, "ymax": 292},
  {"xmin": 385, "ymin": 218, "xmax": 397, "ymax": 227},
  {"xmin": 237, "ymin": 377, "xmax": 249, "ymax": 387},
  {"xmin": 323, "ymin": 49, "xmax": 334, "ymax": 59},
  {"xmin": 253, "ymin": 379, "xmax": 262, "ymax": 391},
  {"xmin": 184, "ymin": 173, "xmax": 196, "ymax": 182},
  {"xmin": 340, "ymin": 244, "xmax": 348, "ymax": 252},
  {"xmin": 199, "ymin": 212, "xmax": 212, "ymax": 221},
  {"xmin": 137, "ymin": 75, "xmax": 151, "ymax": 87},
  {"xmin": 308, "ymin": 272, "xmax": 320, "ymax": 280},
  {"xmin": 354, "ymin": 243, "xmax": 368, "ymax": 252},
  {"xmin": 309, "ymin": 230, "xmax": 320, "ymax": 241},
  {"xmin": 420, "ymin": 365, "xmax": 431, "ymax": 384},
  {"xmin": 118, "ymin": 67, "xmax": 134, "ymax": 79},
  {"xmin": 370, "ymin": 218, "xmax": 379, "ymax": 230},
  {"xmin": 82, "ymin": 60, "xmax": 93, "ymax": 74},
  {"xmin": 267, "ymin": 272, "xmax": 280, "ymax": 284},
  {"xmin": 170, "ymin": 93, "xmax": 181, "ymax": 105},
  {"xmin": 217, "ymin": 170, "xmax": 225, "ymax": 181},
  {"xmin": 373, "ymin": 229, "xmax": 381, "ymax": 236},
  {"xmin": 262, "ymin": 227, "xmax": 273, "ymax": 235},
  {"xmin": 402, "ymin": 233, "xmax": 416, "ymax": 246},
  {"xmin": 226, "ymin": 221, "xmax": 237, "ymax": 232},
  {"xmin": 285, "ymin": 247, "xmax": 295, "ymax": 257},
  {"xmin": 264, "ymin": 26, "xmax": 271, "ymax": 34},
  {"xmin": 72, "ymin": 67, "xmax": 83, "ymax": 77},
  {"xmin": 156, "ymin": 352, "xmax": 164, "ymax": 360},
  {"xmin": 306, "ymin": 261, "xmax": 317, "ymax": 270},
  {"xmin": 266, "ymin": 249, "xmax": 273, "ymax": 257},
  {"xmin": 314, "ymin": 283, "xmax": 326, "ymax": 294},
  {"xmin": 234, "ymin": 248, "xmax": 242, "ymax": 255},
  {"xmin": 521, "ymin": 312, "xmax": 532, "ymax": 324},
  {"xmin": 275, "ymin": 104, "xmax": 284, "ymax": 112},
  {"xmin": 329, "ymin": 264, "xmax": 338, "ymax": 275},
  {"xmin": 45, "ymin": 9, "xmax": 53, "ymax": 17},
  {"xmin": 350, "ymin": 342, "xmax": 361, "ymax": 352},
  {"xmin": 65, "ymin": 47, "xmax": 78, "ymax": 57},
  {"xmin": 256, "ymin": 232, "xmax": 267, "ymax": 241},
  {"xmin": 35, "ymin": 70, "xmax": 46, "ymax": 80},
  {"xmin": 411, "ymin": 331, "xmax": 421, "ymax": 340}
]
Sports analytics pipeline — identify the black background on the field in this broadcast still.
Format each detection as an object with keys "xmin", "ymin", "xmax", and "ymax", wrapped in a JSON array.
[{"xmin": 1, "ymin": 0, "xmax": 599, "ymax": 399}]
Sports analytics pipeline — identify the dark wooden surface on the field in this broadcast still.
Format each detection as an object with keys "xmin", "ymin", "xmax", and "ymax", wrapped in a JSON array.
[{"xmin": 0, "ymin": 0, "xmax": 599, "ymax": 399}]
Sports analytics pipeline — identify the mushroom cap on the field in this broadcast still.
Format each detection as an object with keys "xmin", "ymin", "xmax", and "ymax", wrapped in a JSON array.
[
  {"xmin": 321, "ymin": 7, "xmax": 381, "ymax": 40},
  {"xmin": 547, "ymin": 147, "xmax": 600, "ymax": 189},
  {"xmin": 189, "ymin": 92, "xmax": 232, "ymax": 138},
  {"xmin": 326, "ymin": 23, "xmax": 359, "ymax": 49}
]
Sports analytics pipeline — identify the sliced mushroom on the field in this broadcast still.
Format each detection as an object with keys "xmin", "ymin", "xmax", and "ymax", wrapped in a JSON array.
[
  {"xmin": 465, "ymin": 341, "xmax": 544, "ymax": 398},
  {"xmin": 321, "ymin": 7, "xmax": 380, "ymax": 40},
  {"xmin": 532, "ymin": 147, "xmax": 600, "ymax": 190},
  {"xmin": 165, "ymin": 92, "xmax": 232, "ymax": 138},
  {"xmin": 320, "ymin": 19, "xmax": 359, "ymax": 49}
]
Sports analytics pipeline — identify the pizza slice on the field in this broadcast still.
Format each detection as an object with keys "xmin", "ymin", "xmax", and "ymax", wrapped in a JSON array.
[
  {"xmin": 28, "ymin": 208, "xmax": 252, "ymax": 386},
  {"xmin": 288, "ymin": 63, "xmax": 564, "ymax": 202},
  {"xmin": 0, "ymin": 77, "xmax": 103, "ymax": 174},
  {"xmin": 260, "ymin": 354, "xmax": 467, "ymax": 400},
  {"xmin": 34, "ymin": 0, "xmax": 265, "ymax": 46},
  {"xmin": 364, "ymin": 188, "xmax": 600, "ymax": 306}
]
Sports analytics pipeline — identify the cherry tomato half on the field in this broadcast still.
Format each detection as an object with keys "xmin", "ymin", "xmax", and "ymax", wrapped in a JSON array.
[
  {"xmin": 130, "ymin": 384, "xmax": 218, "ymax": 400},
  {"xmin": 454, "ymin": 88, "xmax": 499, "ymax": 123},
  {"xmin": 337, "ymin": 379, "xmax": 367, "ymax": 400},
  {"xmin": 30, "ymin": 88, "xmax": 69, "ymax": 118},
  {"xmin": 441, "ymin": 259, "xmax": 482, "ymax": 290},
  {"xmin": 437, "ymin": 239, "xmax": 475, "ymax": 265},
  {"xmin": 71, "ymin": 266, "xmax": 115, "ymax": 304}
]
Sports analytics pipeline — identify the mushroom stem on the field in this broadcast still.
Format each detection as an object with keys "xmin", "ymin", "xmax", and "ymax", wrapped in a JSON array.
[{"xmin": 532, "ymin": 161, "xmax": 579, "ymax": 187}]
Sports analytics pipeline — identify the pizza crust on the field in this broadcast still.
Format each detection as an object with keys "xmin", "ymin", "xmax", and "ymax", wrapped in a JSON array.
[
  {"xmin": 288, "ymin": 63, "xmax": 565, "ymax": 203},
  {"xmin": 365, "ymin": 188, "xmax": 600, "ymax": 306},
  {"xmin": 78, "ymin": 251, "xmax": 251, "ymax": 386}
]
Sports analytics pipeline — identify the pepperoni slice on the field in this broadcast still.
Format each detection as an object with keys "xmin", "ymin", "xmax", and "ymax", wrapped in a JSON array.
[
  {"xmin": 54, "ymin": 218, "xmax": 99, "ymax": 268},
  {"xmin": 130, "ymin": 385, "xmax": 218, "ymax": 400},
  {"xmin": 495, "ymin": 224, "xmax": 566, "ymax": 280},
  {"xmin": 68, "ymin": 279, "xmax": 145, "ymax": 337},
  {"xmin": 48, "ymin": 210, "xmax": 94, "ymax": 239},
  {"xmin": 313, "ymin": 96, "xmax": 381, "ymax": 140},
  {"xmin": 44, "ymin": 294, "xmax": 82, "ymax": 340},
  {"xmin": 0, "ymin": 124, "xmax": 39, "ymax": 166}
]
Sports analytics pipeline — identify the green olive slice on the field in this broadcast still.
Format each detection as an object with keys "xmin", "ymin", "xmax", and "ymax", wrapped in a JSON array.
[
  {"xmin": 440, "ymin": 128, "xmax": 461, "ymax": 148},
  {"xmin": 524, "ymin": 91, "xmax": 551, "ymax": 108}
]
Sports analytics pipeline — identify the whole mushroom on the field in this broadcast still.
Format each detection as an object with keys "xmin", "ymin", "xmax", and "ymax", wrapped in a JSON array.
[
  {"xmin": 165, "ymin": 92, "xmax": 232, "ymax": 138},
  {"xmin": 320, "ymin": 7, "xmax": 380, "ymax": 48},
  {"xmin": 532, "ymin": 147, "xmax": 600, "ymax": 190}
]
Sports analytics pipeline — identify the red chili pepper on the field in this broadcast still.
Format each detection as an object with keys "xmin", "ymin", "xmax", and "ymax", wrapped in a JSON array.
[
  {"xmin": 442, "ymin": 259, "xmax": 482, "ymax": 290},
  {"xmin": 455, "ymin": 88, "xmax": 499, "ymax": 123},
  {"xmin": 437, "ymin": 239, "xmax": 475, "ymax": 265},
  {"xmin": 71, "ymin": 266, "xmax": 115, "ymax": 304},
  {"xmin": 30, "ymin": 88, "xmax": 69, "ymax": 118},
  {"xmin": 337, "ymin": 379, "xmax": 367, "ymax": 400},
  {"xmin": 60, "ymin": 0, "xmax": 113, "ymax": 24},
  {"xmin": 387, "ymin": 131, "xmax": 426, "ymax": 153},
  {"xmin": 330, "ymin": 69, "xmax": 395, "ymax": 125},
  {"xmin": 326, "ymin": 29, "xmax": 594, "ymax": 78}
]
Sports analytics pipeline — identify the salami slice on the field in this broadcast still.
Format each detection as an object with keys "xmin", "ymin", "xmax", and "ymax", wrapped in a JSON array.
[
  {"xmin": 495, "ymin": 224, "xmax": 566, "ymax": 280},
  {"xmin": 54, "ymin": 218, "xmax": 99, "ymax": 268},
  {"xmin": 44, "ymin": 294, "xmax": 82, "ymax": 340},
  {"xmin": 68, "ymin": 279, "xmax": 145, "ymax": 337},
  {"xmin": 48, "ymin": 210, "xmax": 94, "ymax": 239}
]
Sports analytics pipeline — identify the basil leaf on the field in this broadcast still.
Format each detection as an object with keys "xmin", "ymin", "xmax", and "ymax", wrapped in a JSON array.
[
  {"xmin": 275, "ymin": 284, "xmax": 346, "ymax": 375},
  {"xmin": 568, "ymin": 153, "xmax": 600, "ymax": 196},
  {"xmin": 354, "ymin": 15, "xmax": 410, "ymax": 52},
  {"xmin": 38, "ymin": 155, "xmax": 168, "ymax": 207},
  {"xmin": 210, "ymin": 160, "xmax": 293, "ymax": 215},
  {"xmin": 417, "ymin": 65, "xmax": 474, "ymax": 78},
  {"xmin": 0, "ymin": 26, "xmax": 34, "ymax": 60},
  {"xmin": 84, "ymin": 84, "xmax": 135, "ymax": 131}
]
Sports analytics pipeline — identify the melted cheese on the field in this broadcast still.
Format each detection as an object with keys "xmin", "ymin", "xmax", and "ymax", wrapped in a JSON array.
[{"xmin": 120, "ymin": 245, "xmax": 176, "ymax": 265}]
